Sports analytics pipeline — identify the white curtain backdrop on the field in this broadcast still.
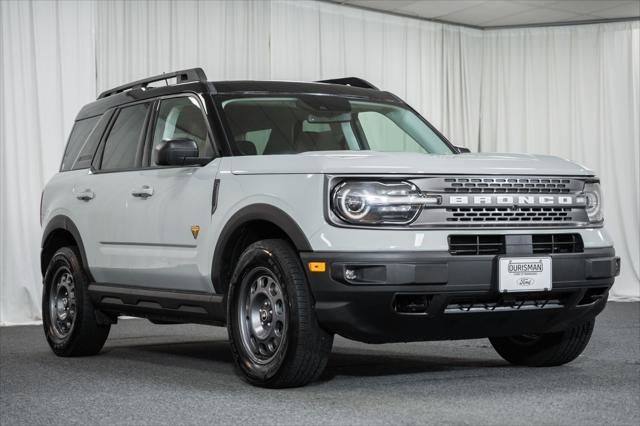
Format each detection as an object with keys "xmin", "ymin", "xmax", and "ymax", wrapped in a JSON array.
[
  {"xmin": 1, "ymin": 0, "xmax": 96, "ymax": 324},
  {"xmin": 94, "ymin": 0, "xmax": 483, "ymax": 151},
  {"xmin": 267, "ymin": 1, "xmax": 483, "ymax": 151},
  {"xmin": 481, "ymin": 21, "xmax": 640, "ymax": 300},
  {"xmin": 1, "ymin": 0, "xmax": 638, "ymax": 324}
]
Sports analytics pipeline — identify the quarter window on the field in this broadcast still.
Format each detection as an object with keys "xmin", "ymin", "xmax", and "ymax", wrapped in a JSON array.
[
  {"xmin": 101, "ymin": 103, "xmax": 150, "ymax": 171},
  {"xmin": 60, "ymin": 116, "xmax": 100, "ymax": 171},
  {"xmin": 72, "ymin": 112, "xmax": 113, "ymax": 171}
]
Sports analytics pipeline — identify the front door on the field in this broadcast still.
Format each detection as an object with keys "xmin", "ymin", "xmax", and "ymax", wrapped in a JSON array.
[{"xmin": 85, "ymin": 95, "xmax": 218, "ymax": 293}]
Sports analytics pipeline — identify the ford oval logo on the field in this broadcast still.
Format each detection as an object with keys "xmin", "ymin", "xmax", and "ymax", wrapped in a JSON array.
[{"xmin": 517, "ymin": 277, "xmax": 535, "ymax": 287}]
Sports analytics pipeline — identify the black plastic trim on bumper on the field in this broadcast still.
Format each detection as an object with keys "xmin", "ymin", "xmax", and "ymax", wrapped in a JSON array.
[{"xmin": 301, "ymin": 248, "xmax": 619, "ymax": 343}]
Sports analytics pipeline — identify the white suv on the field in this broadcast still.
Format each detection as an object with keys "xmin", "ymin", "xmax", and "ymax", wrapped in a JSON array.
[{"xmin": 41, "ymin": 68, "xmax": 620, "ymax": 388}]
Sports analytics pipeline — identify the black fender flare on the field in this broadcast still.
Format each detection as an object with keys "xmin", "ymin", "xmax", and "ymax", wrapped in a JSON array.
[
  {"xmin": 41, "ymin": 215, "xmax": 93, "ymax": 281},
  {"xmin": 211, "ymin": 204, "xmax": 312, "ymax": 293}
]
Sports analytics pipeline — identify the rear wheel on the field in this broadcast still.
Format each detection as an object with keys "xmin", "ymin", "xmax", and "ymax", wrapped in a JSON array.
[
  {"xmin": 227, "ymin": 239, "xmax": 333, "ymax": 388},
  {"xmin": 490, "ymin": 319, "xmax": 595, "ymax": 367},
  {"xmin": 42, "ymin": 246, "xmax": 110, "ymax": 356}
]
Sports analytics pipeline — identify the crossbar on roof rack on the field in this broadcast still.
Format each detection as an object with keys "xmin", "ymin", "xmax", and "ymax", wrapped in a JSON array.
[
  {"xmin": 97, "ymin": 67, "xmax": 208, "ymax": 99},
  {"xmin": 316, "ymin": 77, "xmax": 378, "ymax": 90}
]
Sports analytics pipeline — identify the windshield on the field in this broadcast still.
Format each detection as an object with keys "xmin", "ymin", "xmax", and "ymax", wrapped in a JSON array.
[{"xmin": 220, "ymin": 96, "xmax": 455, "ymax": 155}]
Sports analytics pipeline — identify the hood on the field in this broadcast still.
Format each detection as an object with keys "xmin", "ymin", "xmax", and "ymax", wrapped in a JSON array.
[{"xmin": 230, "ymin": 151, "xmax": 594, "ymax": 176}]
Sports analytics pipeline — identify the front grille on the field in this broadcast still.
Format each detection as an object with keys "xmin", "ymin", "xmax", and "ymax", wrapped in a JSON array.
[
  {"xmin": 409, "ymin": 175, "xmax": 590, "ymax": 228},
  {"xmin": 446, "ymin": 207, "xmax": 573, "ymax": 223},
  {"xmin": 532, "ymin": 233, "xmax": 584, "ymax": 253},
  {"xmin": 448, "ymin": 235, "xmax": 506, "ymax": 255},
  {"xmin": 445, "ymin": 298, "xmax": 564, "ymax": 313},
  {"xmin": 442, "ymin": 177, "xmax": 574, "ymax": 193},
  {"xmin": 448, "ymin": 233, "xmax": 584, "ymax": 255},
  {"xmin": 444, "ymin": 292, "xmax": 570, "ymax": 314}
]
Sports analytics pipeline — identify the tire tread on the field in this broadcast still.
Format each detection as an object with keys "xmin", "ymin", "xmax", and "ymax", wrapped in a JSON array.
[
  {"xmin": 43, "ymin": 246, "xmax": 110, "ymax": 357},
  {"xmin": 490, "ymin": 319, "xmax": 595, "ymax": 367},
  {"xmin": 227, "ymin": 239, "xmax": 332, "ymax": 388}
]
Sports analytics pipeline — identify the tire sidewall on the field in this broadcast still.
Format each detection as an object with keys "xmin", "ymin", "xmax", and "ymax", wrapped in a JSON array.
[
  {"xmin": 227, "ymin": 245, "xmax": 300, "ymax": 384},
  {"xmin": 42, "ymin": 247, "xmax": 88, "ymax": 354}
]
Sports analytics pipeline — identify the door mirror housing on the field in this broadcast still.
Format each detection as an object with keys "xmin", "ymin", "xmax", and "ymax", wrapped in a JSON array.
[
  {"xmin": 457, "ymin": 146, "xmax": 471, "ymax": 153},
  {"xmin": 155, "ymin": 139, "xmax": 210, "ymax": 166}
]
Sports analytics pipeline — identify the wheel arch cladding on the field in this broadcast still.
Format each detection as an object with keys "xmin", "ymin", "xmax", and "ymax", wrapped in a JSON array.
[
  {"xmin": 41, "ymin": 215, "xmax": 92, "ymax": 281},
  {"xmin": 211, "ymin": 204, "xmax": 312, "ymax": 294}
]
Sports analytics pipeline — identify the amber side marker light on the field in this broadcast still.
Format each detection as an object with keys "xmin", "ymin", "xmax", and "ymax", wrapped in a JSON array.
[{"xmin": 308, "ymin": 262, "xmax": 326, "ymax": 272}]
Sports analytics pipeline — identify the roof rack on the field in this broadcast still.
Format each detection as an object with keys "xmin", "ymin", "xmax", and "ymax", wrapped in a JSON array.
[
  {"xmin": 316, "ymin": 77, "xmax": 378, "ymax": 90},
  {"xmin": 97, "ymin": 67, "xmax": 208, "ymax": 99}
]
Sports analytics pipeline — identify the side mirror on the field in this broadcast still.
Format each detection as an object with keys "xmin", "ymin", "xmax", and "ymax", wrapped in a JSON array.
[
  {"xmin": 457, "ymin": 146, "xmax": 471, "ymax": 153},
  {"xmin": 155, "ymin": 139, "xmax": 209, "ymax": 166}
]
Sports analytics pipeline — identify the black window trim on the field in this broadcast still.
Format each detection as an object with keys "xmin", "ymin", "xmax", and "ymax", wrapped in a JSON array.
[{"xmin": 90, "ymin": 108, "xmax": 117, "ymax": 172}]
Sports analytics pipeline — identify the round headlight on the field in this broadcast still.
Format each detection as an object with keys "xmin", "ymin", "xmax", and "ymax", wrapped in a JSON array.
[
  {"xmin": 583, "ymin": 182, "xmax": 603, "ymax": 223},
  {"xmin": 339, "ymin": 188, "xmax": 370, "ymax": 220},
  {"xmin": 331, "ymin": 181, "xmax": 427, "ymax": 225}
]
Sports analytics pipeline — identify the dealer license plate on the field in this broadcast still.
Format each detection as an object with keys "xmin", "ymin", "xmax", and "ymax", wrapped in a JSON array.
[{"xmin": 498, "ymin": 256, "xmax": 552, "ymax": 292}]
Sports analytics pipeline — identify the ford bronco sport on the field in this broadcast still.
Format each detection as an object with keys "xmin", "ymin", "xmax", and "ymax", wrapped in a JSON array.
[{"xmin": 41, "ymin": 68, "xmax": 620, "ymax": 388}]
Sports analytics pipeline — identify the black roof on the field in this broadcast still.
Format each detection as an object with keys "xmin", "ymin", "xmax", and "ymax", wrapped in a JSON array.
[{"xmin": 76, "ymin": 68, "xmax": 399, "ymax": 120}]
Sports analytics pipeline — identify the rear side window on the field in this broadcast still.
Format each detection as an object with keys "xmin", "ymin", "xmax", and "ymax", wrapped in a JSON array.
[
  {"xmin": 60, "ymin": 116, "xmax": 100, "ymax": 171},
  {"xmin": 101, "ymin": 103, "xmax": 150, "ymax": 171}
]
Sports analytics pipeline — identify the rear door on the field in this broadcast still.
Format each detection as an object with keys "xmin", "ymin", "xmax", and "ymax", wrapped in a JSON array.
[{"xmin": 76, "ymin": 101, "xmax": 154, "ymax": 286}]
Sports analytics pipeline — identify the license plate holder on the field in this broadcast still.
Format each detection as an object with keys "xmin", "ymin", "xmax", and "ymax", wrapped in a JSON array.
[{"xmin": 498, "ymin": 256, "xmax": 552, "ymax": 293}]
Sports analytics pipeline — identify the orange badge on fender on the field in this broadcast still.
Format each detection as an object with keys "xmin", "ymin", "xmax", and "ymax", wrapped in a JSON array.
[{"xmin": 191, "ymin": 225, "xmax": 200, "ymax": 239}]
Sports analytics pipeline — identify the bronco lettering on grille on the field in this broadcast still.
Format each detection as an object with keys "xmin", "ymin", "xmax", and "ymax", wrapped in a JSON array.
[{"xmin": 449, "ymin": 195, "xmax": 578, "ymax": 206}]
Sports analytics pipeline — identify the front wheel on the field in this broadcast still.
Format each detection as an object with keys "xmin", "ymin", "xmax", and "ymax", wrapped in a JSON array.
[
  {"xmin": 227, "ymin": 239, "xmax": 333, "ymax": 388},
  {"xmin": 490, "ymin": 319, "xmax": 595, "ymax": 367}
]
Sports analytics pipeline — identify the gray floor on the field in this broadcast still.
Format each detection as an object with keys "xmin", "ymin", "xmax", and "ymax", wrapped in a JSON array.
[{"xmin": 1, "ymin": 302, "xmax": 639, "ymax": 425}]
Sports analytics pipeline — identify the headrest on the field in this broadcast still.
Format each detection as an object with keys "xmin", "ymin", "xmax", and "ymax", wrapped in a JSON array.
[
  {"xmin": 236, "ymin": 140, "xmax": 257, "ymax": 156},
  {"xmin": 174, "ymin": 105, "xmax": 207, "ymax": 140}
]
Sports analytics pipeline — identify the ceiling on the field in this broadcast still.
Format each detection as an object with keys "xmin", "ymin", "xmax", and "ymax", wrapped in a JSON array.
[{"xmin": 328, "ymin": 0, "xmax": 640, "ymax": 28}]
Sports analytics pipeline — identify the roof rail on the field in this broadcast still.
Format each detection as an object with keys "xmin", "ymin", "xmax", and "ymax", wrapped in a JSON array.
[
  {"xmin": 97, "ymin": 67, "xmax": 208, "ymax": 99},
  {"xmin": 316, "ymin": 77, "xmax": 378, "ymax": 90}
]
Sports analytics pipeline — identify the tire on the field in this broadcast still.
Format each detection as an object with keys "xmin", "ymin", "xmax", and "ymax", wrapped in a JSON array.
[
  {"xmin": 42, "ymin": 246, "xmax": 110, "ymax": 356},
  {"xmin": 227, "ymin": 239, "xmax": 333, "ymax": 388},
  {"xmin": 489, "ymin": 319, "xmax": 595, "ymax": 367}
]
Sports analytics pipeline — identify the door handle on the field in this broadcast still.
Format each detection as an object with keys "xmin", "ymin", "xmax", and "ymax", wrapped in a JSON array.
[
  {"xmin": 131, "ymin": 185, "xmax": 154, "ymax": 198},
  {"xmin": 76, "ymin": 189, "xmax": 95, "ymax": 201}
]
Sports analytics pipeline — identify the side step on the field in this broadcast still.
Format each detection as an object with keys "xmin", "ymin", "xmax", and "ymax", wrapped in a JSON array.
[{"xmin": 88, "ymin": 283, "xmax": 226, "ymax": 326}]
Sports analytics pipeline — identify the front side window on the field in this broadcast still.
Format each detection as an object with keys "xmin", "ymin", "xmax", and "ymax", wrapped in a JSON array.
[
  {"xmin": 101, "ymin": 103, "xmax": 150, "ymax": 171},
  {"xmin": 220, "ymin": 96, "xmax": 454, "ymax": 156},
  {"xmin": 149, "ymin": 97, "xmax": 213, "ymax": 166}
]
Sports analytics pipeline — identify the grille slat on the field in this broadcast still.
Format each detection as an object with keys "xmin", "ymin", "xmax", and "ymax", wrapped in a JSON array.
[
  {"xmin": 445, "ymin": 207, "xmax": 572, "ymax": 223},
  {"xmin": 448, "ymin": 234, "xmax": 584, "ymax": 255},
  {"xmin": 442, "ymin": 177, "xmax": 574, "ymax": 193}
]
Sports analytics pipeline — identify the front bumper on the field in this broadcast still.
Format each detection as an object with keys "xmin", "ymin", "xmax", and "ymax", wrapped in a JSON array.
[{"xmin": 301, "ymin": 248, "xmax": 620, "ymax": 343}]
